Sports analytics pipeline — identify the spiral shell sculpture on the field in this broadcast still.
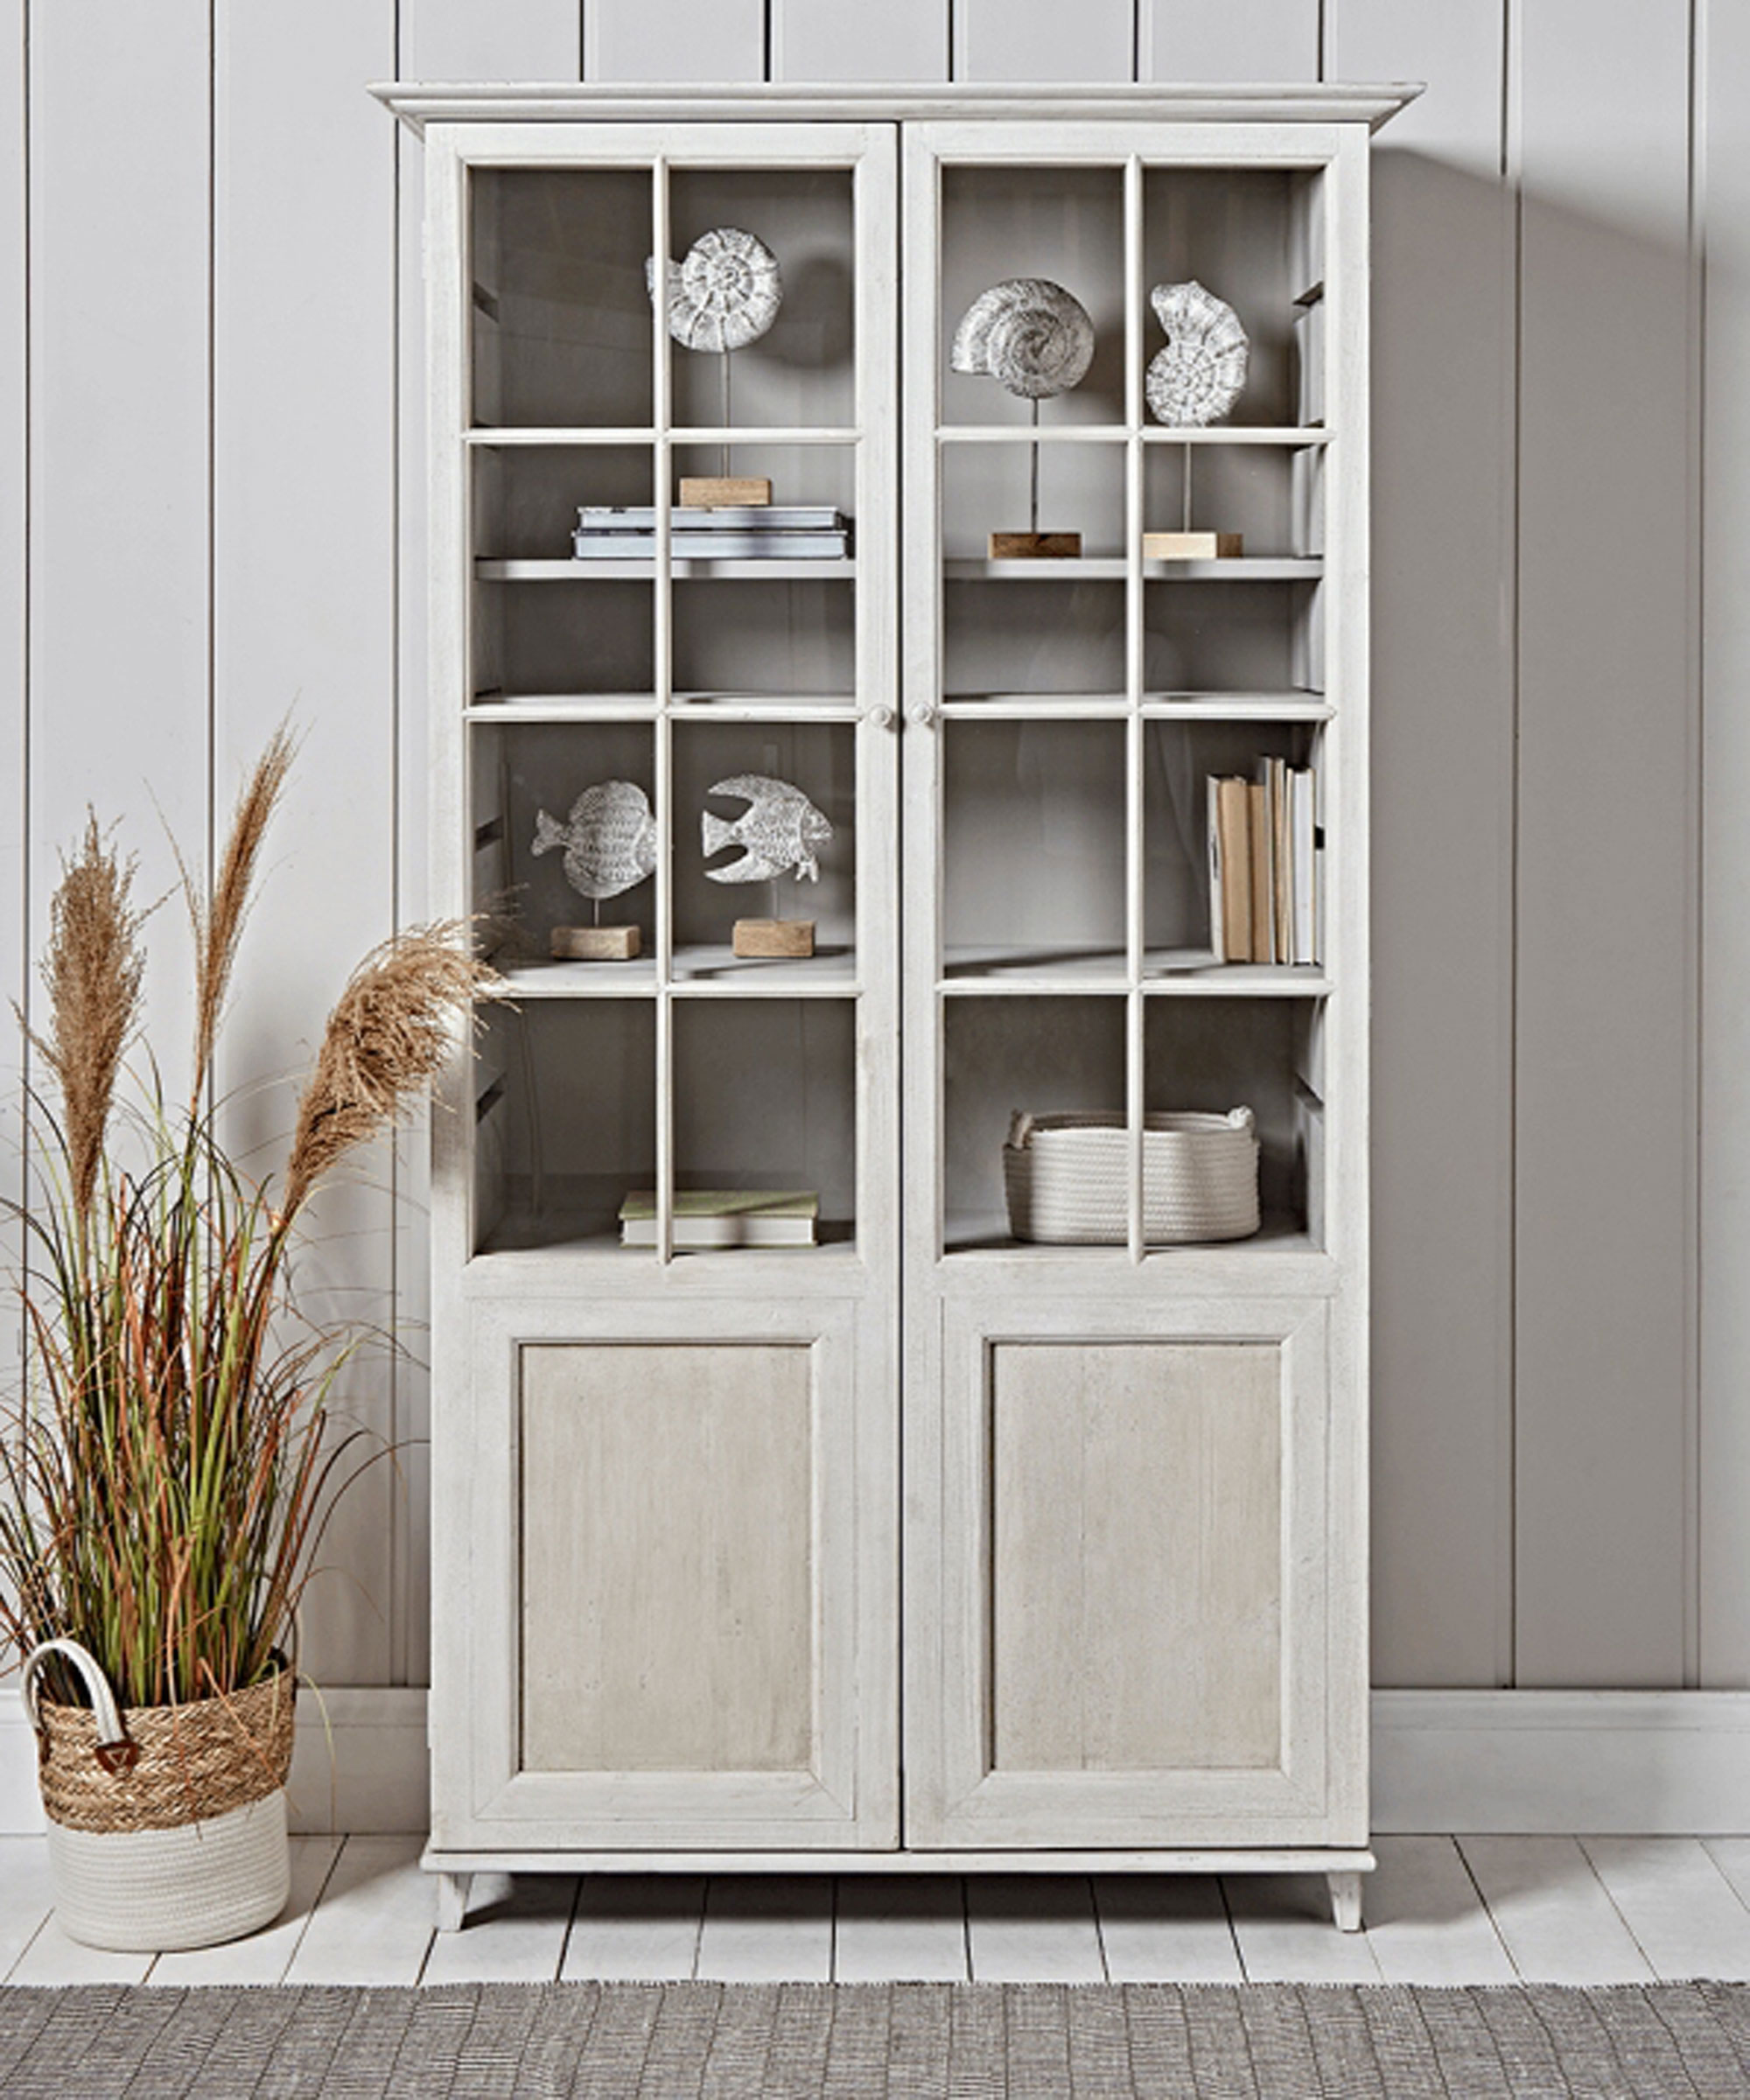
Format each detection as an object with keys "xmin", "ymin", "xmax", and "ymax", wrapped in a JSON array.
[
  {"xmin": 950, "ymin": 277, "xmax": 1096, "ymax": 402},
  {"xmin": 1145, "ymin": 280, "xmax": 1250, "ymax": 426},
  {"xmin": 647, "ymin": 228, "xmax": 783, "ymax": 354}
]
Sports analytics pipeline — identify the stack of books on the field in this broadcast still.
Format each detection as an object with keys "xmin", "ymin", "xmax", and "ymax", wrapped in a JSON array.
[
  {"xmin": 573, "ymin": 506, "xmax": 851, "ymax": 561},
  {"xmin": 618, "ymin": 1190, "xmax": 819, "ymax": 1249},
  {"xmin": 1206, "ymin": 760, "xmax": 1320, "ymax": 966}
]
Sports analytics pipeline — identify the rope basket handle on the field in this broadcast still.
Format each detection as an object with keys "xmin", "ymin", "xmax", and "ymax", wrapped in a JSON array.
[{"xmin": 21, "ymin": 1639, "xmax": 139, "ymax": 1776}]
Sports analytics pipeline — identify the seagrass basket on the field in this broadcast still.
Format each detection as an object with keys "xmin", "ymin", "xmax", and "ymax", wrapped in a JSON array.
[
  {"xmin": 1003, "ymin": 1108, "xmax": 1261, "ymax": 1244},
  {"xmin": 22, "ymin": 1637, "xmax": 295, "ymax": 1951}
]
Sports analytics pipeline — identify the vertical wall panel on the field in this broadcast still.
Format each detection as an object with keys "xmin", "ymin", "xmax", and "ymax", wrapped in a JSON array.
[
  {"xmin": 27, "ymin": 0, "xmax": 209, "ymax": 1078},
  {"xmin": 1700, "ymin": 0, "xmax": 1750, "ymax": 1684},
  {"xmin": 214, "ymin": 0, "xmax": 398, "ymax": 1684},
  {"xmin": 586, "ymin": 0, "xmax": 765, "ymax": 82},
  {"xmin": 0, "ymin": 2, "xmax": 24, "ymax": 1369},
  {"xmin": 1139, "ymin": 0, "xmax": 1319, "ymax": 82},
  {"xmin": 1327, "ymin": 6, "xmax": 1516, "ymax": 1686},
  {"xmin": 954, "ymin": 0, "xmax": 1134, "ymax": 83},
  {"xmin": 1514, "ymin": 0, "xmax": 1696, "ymax": 1686},
  {"xmin": 396, "ymin": 8, "xmax": 584, "ymax": 1687},
  {"xmin": 773, "ymin": 0, "xmax": 947, "ymax": 82}
]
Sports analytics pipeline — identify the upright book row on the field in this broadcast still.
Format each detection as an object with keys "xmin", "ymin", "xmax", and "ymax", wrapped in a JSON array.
[{"xmin": 1207, "ymin": 761, "xmax": 1320, "ymax": 966}]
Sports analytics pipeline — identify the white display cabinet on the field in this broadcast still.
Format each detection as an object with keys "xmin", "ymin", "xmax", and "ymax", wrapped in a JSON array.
[{"xmin": 378, "ymin": 82, "xmax": 1413, "ymax": 1936}]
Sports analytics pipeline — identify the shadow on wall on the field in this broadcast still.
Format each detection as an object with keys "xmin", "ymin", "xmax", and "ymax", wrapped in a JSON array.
[{"xmin": 1368, "ymin": 145, "xmax": 1697, "ymax": 1694}]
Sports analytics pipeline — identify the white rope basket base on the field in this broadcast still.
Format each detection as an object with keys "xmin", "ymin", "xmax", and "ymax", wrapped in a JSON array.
[
  {"xmin": 1004, "ymin": 1109, "xmax": 1260, "ymax": 1244},
  {"xmin": 45, "ymin": 1792, "xmax": 290, "ymax": 1952}
]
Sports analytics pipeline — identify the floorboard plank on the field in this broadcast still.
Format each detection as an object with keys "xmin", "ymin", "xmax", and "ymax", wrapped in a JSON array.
[
  {"xmin": 148, "ymin": 1833, "xmax": 341, "ymax": 1988},
  {"xmin": 833, "ymin": 1875, "xmax": 969, "ymax": 1983},
  {"xmin": 965, "ymin": 1875, "xmax": 1104, "ymax": 1984},
  {"xmin": 696, "ymin": 1875, "xmax": 834, "ymax": 1983},
  {"xmin": 1581, "ymin": 1837, "xmax": 1750, "ymax": 1980},
  {"xmin": 1460, "ymin": 1834, "xmax": 1655, "ymax": 1984},
  {"xmin": 0, "ymin": 1838, "xmax": 55, "ymax": 1982},
  {"xmin": 563, "ymin": 1874, "xmax": 706, "ymax": 1982},
  {"xmin": 8, "ymin": 1914, "xmax": 154, "ymax": 1987},
  {"xmin": 421, "ymin": 1871, "xmax": 579, "ymax": 1984},
  {"xmin": 282, "ymin": 1833, "xmax": 433, "ymax": 1986},
  {"xmin": 1093, "ymin": 1874, "xmax": 1242, "ymax": 1983},
  {"xmin": 1223, "ymin": 1872, "xmax": 1384, "ymax": 1984},
  {"xmin": 1703, "ymin": 1837, "xmax": 1750, "ymax": 1912},
  {"xmin": 1363, "ymin": 1836, "xmax": 1516, "ymax": 1984}
]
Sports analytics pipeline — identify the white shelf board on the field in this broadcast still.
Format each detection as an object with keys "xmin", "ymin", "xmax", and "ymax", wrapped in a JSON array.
[
  {"xmin": 465, "ymin": 426, "xmax": 861, "ymax": 447},
  {"xmin": 466, "ymin": 692, "xmax": 858, "ymax": 722},
  {"xmin": 944, "ymin": 557, "xmax": 1321, "ymax": 583},
  {"xmin": 1144, "ymin": 960, "xmax": 1331, "ymax": 995},
  {"xmin": 939, "ymin": 692, "xmax": 1334, "ymax": 722},
  {"xmin": 497, "ymin": 947, "xmax": 859, "ymax": 998},
  {"xmin": 942, "ymin": 1210, "xmax": 1319, "ymax": 1258},
  {"xmin": 475, "ymin": 1214, "xmax": 862, "ymax": 1260},
  {"xmin": 936, "ymin": 946, "xmax": 1329, "ymax": 993},
  {"xmin": 936, "ymin": 424, "xmax": 1330, "ymax": 447},
  {"xmin": 477, "ymin": 557, "xmax": 858, "ymax": 582}
]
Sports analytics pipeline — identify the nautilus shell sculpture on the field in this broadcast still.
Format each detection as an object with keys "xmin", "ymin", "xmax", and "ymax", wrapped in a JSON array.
[
  {"xmin": 1145, "ymin": 280, "xmax": 1250, "ymax": 426},
  {"xmin": 647, "ymin": 228, "xmax": 783, "ymax": 354},
  {"xmin": 950, "ymin": 278, "xmax": 1096, "ymax": 402}
]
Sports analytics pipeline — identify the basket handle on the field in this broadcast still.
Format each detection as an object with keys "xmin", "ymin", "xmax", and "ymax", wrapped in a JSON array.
[{"xmin": 21, "ymin": 1639, "xmax": 139, "ymax": 1775}]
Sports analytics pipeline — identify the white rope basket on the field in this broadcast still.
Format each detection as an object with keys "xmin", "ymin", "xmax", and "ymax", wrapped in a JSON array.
[{"xmin": 1003, "ymin": 1108, "xmax": 1261, "ymax": 1244}]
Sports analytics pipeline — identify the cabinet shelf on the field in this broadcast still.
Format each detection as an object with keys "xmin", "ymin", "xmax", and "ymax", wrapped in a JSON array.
[
  {"xmin": 498, "ymin": 946, "xmax": 860, "ymax": 997},
  {"xmin": 466, "ymin": 426, "xmax": 862, "ymax": 447},
  {"xmin": 467, "ymin": 692, "xmax": 860, "ymax": 722},
  {"xmin": 940, "ymin": 693, "xmax": 1334, "ymax": 721},
  {"xmin": 944, "ymin": 557, "xmax": 1321, "ymax": 583},
  {"xmin": 938, "ymin": 946, "xmax": 1329, "ymax": 993},
  {"xmin": 477, "ymin": 557, "xmax": 858, "ymax": 582},
  {"xmin": 936, "ymin": 425, "xmax": 1331, "ymax": 447},
  {"xmin": 943, "ymin": 1209, "xmax": 1320, "ymax": 1257}
]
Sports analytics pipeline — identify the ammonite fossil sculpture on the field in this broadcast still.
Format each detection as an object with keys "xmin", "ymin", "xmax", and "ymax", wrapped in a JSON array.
[
  {"xmin": 1145, "ymin": 280, "xmax": 1250, "ymax": 426},
  {"xmin": 647, "ymin": 228, "xmax": 782, "ymax": 354},
  {"xmin": 950, "ymin": 277, "xmax": 1096, "ymax": 401}
]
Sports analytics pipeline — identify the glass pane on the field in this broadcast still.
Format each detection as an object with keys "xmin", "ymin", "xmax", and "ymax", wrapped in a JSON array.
[
  {"xmin": 942, "ymin": 436, "xmax": 1124, "ymax": 561},
  {"xmin": 472, "ymin": 167, "xmax": 654, "ymax": 428},
  {"xmin": 1144, "ymin": 577, "xmax": 1322, "ymax": 698},
  {"xmin": 672, "ymin": 998, "xmax": 858, "ymax": 1250}
]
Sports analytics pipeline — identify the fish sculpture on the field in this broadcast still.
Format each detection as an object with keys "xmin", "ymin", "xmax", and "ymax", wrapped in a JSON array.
[
  {"xmin": 531, "ymin": 780, "xmax": 657, "ymax": 901},
  {"xmin": 647, "ymin": 228, "xmax": 783, "ymax": 354},
  {"xmin": 1146, "ymin": 280, "xmax": 1250, "ymax": 427},
  {"xmin": 950, "ymin": 277, "xmax": 1096, "ymax": 401},
  {"xmin": 701, "ymin": 774, "xmax": 831, "ymax": 885}
]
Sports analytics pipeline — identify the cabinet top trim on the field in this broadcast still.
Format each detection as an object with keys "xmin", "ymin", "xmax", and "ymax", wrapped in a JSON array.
[{"xmin": 371, "ymin": 83, "xmax": 1422, "ymax": 139}]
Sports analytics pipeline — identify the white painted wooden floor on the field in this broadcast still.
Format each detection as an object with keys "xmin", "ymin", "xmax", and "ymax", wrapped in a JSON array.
[{"xmin": 8, "ymin": 1836, "xmax": 1750, "ymax": 1987}]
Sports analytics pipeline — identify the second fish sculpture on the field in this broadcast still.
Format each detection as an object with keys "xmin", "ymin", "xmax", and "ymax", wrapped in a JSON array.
[
  {"xmin": 532, "ymin": 779, "xmax": 656, "ymax": 962},
  {"xmin": 950, "ymin": 277, "xmax": 1096, "ymax": 556},
  {"xmin": 702, "ymin": 774, "xmax": 833, "ymax": 960},
  {"xmin": 1146, "ymin": 279, "xmax": 1249, "ymax": 427}
]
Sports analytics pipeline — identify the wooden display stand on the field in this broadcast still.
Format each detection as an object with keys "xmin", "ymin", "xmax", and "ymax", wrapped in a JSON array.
[
  {"xmin": 551, "ymin": 925, "xmax": 640, "ymax": 961},
  {"xmin": 680, "ymin": 475, "xmax": 772, "ymax": 508},
  {"xmin": 1144, "ymin": 529, "xmax": 1243, "ymax": 559},
  {"xmin": 732, "ymin": 918, "xmax": 814, "ymax": 958},
  {"xmin": 990, "ymin": 531, "xmax": 1081, "ymax": 558}
]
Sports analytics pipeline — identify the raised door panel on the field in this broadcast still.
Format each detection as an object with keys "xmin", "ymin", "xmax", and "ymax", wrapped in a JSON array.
[{"xmin": 909, "ymin": 1295, "xmax": 1347, "ymax": 1849}]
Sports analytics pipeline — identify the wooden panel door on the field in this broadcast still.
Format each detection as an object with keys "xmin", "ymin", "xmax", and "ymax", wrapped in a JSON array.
[
  {"xmin": 908, "ymin": 1294, "xmax": 1351, "ymax": 1849},
  {"xmin": 433, "ymin": 1292, "xmax": 896, "ymax": 1852}
]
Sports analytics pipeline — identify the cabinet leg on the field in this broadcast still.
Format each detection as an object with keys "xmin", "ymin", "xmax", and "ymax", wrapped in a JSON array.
[
  {"xmin": 1327, "ymin": 1871, "xmax": 1364, "ymax": 1933},
  {"xmin": 435, "ymin": 1871, "xmax": 472, "ymax": 1934}
]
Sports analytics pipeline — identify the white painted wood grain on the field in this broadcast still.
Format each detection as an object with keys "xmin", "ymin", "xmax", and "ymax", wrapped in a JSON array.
[
  {"xmin": 1093, "ymin": 1875, "xmax": 1243, "ymax": 1983},
  {"xmin": 1328, "ymin": 0, "xmax": 1516, "ymax": 1693},
  {"xmin": 1460, "ymin": 1835, "xmax": 1654, "ymax": 1984},
  {"xmin": 585, "ymin": 0, "xmax": 765, "ymax": 83},
  {"xmin": 420, "ymin": 1871, "xmax": 578, "ymax": 1982},
  {"xmin": 1139, "ymin": 0, "xmax": 1319, "ymax": 83},
  {"xmin": 965, "ymin": 1876, "xmax": 1105, "ymax": 1983},
  {"xmin": 952, "ymin": 0, "xmax": 1134, "ymax": 84},
  {"xmin": 695, "ymin": 1875, "xmax": 834, "ymax": 1982},
  {"xmin": 146, "ymin": 1835, "xmax": 342, "ymax": 1987},
  {"xmin": 1362, "ymin": 1835, "xmax": 1515, "ymax": 1984},
  {"xmin": 833, "ymin": 1876, "xmax": 969, "ymax": 1982},
  {"xmin": 1223, "ymin": 1872, "xmax": 1383, "ymax": 1983},
  {"xmin": 213, "ymin": 0, "xmax": 400, "ymax": 1688},
  {"xmin": 1699, "ymin": 0, "xmax": 1750, "ymax": 1690},
  {"xmin": 1581, "ymin": 1836, "xmax": 1750, "ymax": 1981},
  {"xmin": 27, "ymin": 0, "xmax": 210, "ymax": 1084},
  {"xmin": 283, "ymin": 1833, "xmax": 434, "ymax": 1984},
  {"xmin": 402, "ymin": 0, "xmax": 580, "ymax": 78},
  {"xmin": 1512, "ymin": 0, "xmax": 1696, "ymax": 1689},
  {"xmin": 772, "ymin": 0, "xmax": 947, "ymax": 83},
  {"xmin": 0, "ymin": 1836, "xmax": 52, "ymax": 1981},
  {"xmin": 563, "ymin": 1874, "xmax": 706, "ymax": 1979}
]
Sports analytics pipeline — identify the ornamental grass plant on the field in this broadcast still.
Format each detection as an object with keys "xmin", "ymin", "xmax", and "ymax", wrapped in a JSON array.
[{"xmin": 0, "ymin": 732, "xmax": 495, "ymax": 1712}]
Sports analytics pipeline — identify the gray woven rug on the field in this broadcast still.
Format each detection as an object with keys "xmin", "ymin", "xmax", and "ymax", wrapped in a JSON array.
[{"xmin": 4, "ymin": 1981, "xmax": 1750, "ymax": 2096}]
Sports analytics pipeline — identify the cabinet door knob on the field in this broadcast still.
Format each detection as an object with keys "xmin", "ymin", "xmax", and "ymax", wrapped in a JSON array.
[
  {"xmin": 908, "ymin": 700, "xmax": 937, "ymax": 727},
  {"xmin": 863, "ymin": 703, "xmax": 895, "ymax": 729}
]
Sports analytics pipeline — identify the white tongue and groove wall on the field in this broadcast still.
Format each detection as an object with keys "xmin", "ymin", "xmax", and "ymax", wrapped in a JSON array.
[{"xmin": 2, "ymin": 0, "xmax": 1746, "ymax": 1833}]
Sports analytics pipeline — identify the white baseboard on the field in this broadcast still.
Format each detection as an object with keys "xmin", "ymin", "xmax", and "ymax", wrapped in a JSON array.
[{"xmin": 6, "ymin": 1688, "xmax": 1750, "ymax": 1838}]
